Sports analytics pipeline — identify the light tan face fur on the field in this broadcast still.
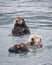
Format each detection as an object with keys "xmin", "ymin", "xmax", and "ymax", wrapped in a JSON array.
[
  {"xmin": 13, "ymin": 17, "xmax": 24, "ymax": 25},
  {"xmin": 29, "ymin": 35, "xmax": 42, "ymax": 45}
]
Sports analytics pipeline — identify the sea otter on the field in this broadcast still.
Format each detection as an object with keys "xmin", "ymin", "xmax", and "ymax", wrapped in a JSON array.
[
  {"xmin": 8, "ymin": 43, "xmax": 29, "ymax": 53},
  {"xmin": 12, "ymin": 17, "xmax": 30, "ymax": 36},
  {"xmin": 8, "ymin": 35, "xmax": 43, "ymax": 53}
]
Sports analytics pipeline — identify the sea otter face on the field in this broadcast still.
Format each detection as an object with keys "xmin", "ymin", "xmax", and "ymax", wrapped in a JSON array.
[
  {"xmin": 13, "ymin": 17, "xmax": 25, "ymax": 25},
  {"xmin": 29, "ymin": 35, "xmax": 42, "ymax": 45}
]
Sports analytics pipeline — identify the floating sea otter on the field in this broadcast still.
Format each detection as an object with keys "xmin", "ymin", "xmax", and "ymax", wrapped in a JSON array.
[
  {"xmin": 12, "ymin": 17, "xmax": 30, "ymax": 36},
  {"xmin": 8, "ymin": 34, "xmax": 43, "ymax": 53},
  {"xmin": 8, "ymin": 43, "xmax": 29, "ymax": 53}
]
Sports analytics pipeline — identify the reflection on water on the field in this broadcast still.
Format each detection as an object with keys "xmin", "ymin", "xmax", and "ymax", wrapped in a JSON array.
[{"xmin": 0, "ymin": 0, "xmax": 52, "ymax": 65}]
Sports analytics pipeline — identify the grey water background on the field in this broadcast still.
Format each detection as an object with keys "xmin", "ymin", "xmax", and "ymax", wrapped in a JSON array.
[{"xmin": 0, "ymin": 0, "xmax": 52, "ymax": 65}]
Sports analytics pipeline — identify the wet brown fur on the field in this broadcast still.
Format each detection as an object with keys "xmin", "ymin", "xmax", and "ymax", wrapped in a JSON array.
[{"xmin": 12, "ymin": 17, "xmax": 30, "ymax": 36}]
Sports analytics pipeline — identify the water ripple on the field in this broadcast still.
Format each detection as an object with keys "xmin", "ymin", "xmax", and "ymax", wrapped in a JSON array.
[{"xmin": 0, "ymin": 0, "xmax": 52, "ymax": 65}]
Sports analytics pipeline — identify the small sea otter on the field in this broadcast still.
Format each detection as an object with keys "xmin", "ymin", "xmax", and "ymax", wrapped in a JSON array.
[
  {"xmin": 8, "ymin": 43, "xmax": 29, "ymax": 53},
  {"xmin": 12, "ymin": 17, "xmax": 30, "ymax": 36}
]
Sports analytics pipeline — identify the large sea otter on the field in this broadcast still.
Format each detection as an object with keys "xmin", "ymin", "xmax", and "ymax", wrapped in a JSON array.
[
  {"xmin": 12, "ymin": 17, "xmax": 30, "ymax": 36},
  {"xmin": 8, "ymin": 35, "xmax": 43, "ymax": 54}
]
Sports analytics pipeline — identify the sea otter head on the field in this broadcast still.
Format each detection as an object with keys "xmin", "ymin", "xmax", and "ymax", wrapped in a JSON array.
[
  {"xmin": 28, "ymin": 34, "xmax": 42, "ymax": 45},
  {"xmin": 13, "ymin": 17, "xmax": 26, "ymax": 26}
]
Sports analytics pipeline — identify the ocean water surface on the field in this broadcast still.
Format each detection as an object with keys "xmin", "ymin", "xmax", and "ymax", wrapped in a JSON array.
[{"xmin": 0, "ymin": 0, "xmax": 52, "ymax": 65}]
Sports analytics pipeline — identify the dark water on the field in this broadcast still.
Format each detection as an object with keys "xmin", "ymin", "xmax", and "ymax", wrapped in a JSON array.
[{"xmin": 0, "ymin": 0, "xmax": 52, "ymax": 65}]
